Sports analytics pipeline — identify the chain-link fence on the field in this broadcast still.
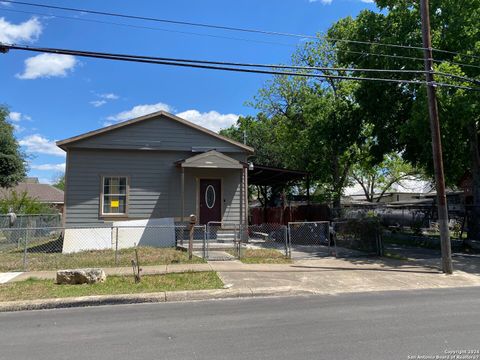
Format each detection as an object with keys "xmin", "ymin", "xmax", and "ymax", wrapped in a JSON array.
[
  {"xmin": 0, "ymin": 213, "xmax": 62, "ymax": 229},
  {"xmin": 245, "ymin": 223, "xmax": 289, "ymax": 258},
  {"xmin": 287, "ymin": 221, "xmax": 332, "ymax": 259},
  {"xmin": 0, "ymin": 220, "xmax": 386, "ymax": 272},
  {"xmin": 0, "ymin": 224, "xmax": 210, "ymax": 272},
  {"xmin": 332, "ymin": 220, "xmax": 383, "ymax": 257},
  {"xmin": 205, "ymin": 222, "xmax": 289, "ymax": 260}
]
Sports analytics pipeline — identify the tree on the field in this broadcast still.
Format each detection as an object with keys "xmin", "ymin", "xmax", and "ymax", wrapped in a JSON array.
[
  {"xmin": 350, "ymin": 152, "xmax": 423, "ymax": 202},
  {"xmin": 328, "ymin": 1, "xmax": 480, "ymax": 237},
  {"xmin": 0, "ymin": 106, "xmax": 26, "ymax": 188},
  {"xmin": 220, "ymin": 114, "xmax": 285, "ymax": 168},
  {"xmin": 53, "ymin": 173, "xmax": 65, "ymax": 191},
  {"xmin": 220, "ymin": 114, "xmax": 288, "ymax": 210},
  {"xmin": 0, "ymin": 190, "xmax": 56, "ymax": 214},
  {"xmin": 251, "ymin": 38, "xmax": 367, "ymax": 210}
]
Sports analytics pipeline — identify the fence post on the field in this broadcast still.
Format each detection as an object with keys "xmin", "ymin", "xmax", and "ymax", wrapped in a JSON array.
[
  {"xmin": 238, "ymin": 225, "xmax": 243, "ymax": 259},
  {"xmin": 202, "ymin": 225, "xmax": 207, "ymax": 259},
  {"xmin": 114, "ymin": 226, "xmax": 119, "ymax": 266},
  {"xmin": 286, "ymin": 223, "xmax": 291, "ymax": 259},
  {"xmin": 23, "ymin": 228, "xmax": 28, "ymax": 271}
]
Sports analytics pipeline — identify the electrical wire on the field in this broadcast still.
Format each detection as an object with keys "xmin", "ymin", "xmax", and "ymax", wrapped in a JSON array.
[
  {"xmin": 1, "ymin": 43, "xmax": 478, "ymax": 91},
  {"xmin": 0, "ymin": 8, "xmax": 298, "ymax": 49},
  {"xmin": 2, "ymin": 0, "xmax": 479, "ymax": 62},
  {"xmin": 2, "ymin": 7, "xmax": 479, "ymax": 71}
]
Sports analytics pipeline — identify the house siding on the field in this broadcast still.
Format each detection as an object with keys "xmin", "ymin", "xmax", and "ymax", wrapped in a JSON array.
[
  {"xmin": 65, "ymin": 149, "xmax": 246, "ymax": 226},
  {"xmin": 67, "ymin": 115, "xmax": 244, "ymax": 152}
]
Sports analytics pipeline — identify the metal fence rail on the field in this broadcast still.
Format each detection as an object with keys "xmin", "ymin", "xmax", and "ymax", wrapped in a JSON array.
[{"xmin": 0, "ymin": 213, "xmax": 62, "ymax": 229}]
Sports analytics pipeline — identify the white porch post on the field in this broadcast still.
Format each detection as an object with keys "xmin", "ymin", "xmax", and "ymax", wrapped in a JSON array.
[{"xmin": 181, "ymin": 167, "xmax": 185, "ymax": 222}]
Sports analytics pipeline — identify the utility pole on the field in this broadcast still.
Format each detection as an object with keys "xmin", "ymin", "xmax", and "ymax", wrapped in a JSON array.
[{"xmin": 420, "ymin": 0, "xmax": 453, "ymax": 274}]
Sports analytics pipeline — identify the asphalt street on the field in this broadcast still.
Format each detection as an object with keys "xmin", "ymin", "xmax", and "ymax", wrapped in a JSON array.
[{"xmin": 1, "ymin": 287, "xmax": 479, "ymax": 360}]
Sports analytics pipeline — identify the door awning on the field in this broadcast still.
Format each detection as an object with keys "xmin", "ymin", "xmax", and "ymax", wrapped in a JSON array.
[{"xmin": 175, "ymin": 150, "xmax": 244, "ymax": 169}]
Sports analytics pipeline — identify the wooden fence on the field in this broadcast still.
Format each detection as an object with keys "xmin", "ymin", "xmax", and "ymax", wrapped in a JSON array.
[{"xmin": 249, "ymin": 204, "xmax": 330, "ymax": 225}]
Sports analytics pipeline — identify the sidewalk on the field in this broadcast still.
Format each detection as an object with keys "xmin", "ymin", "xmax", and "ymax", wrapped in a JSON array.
[
  {"xmin": 3, "ymin": 257, "xmax": 480, "ymax": 295},
  {"xmin": 211, "ymin": 257, "xmax": 480, "ymax": 294}
]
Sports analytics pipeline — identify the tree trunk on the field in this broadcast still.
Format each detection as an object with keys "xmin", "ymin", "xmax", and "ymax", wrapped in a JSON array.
[{"xmin": 468, "ymin": 122, "xmax": 480, "ymax": 240}]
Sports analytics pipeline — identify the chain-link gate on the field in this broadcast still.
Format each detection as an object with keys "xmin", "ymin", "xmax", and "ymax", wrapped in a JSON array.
[{"xmin": 206, "ymin": 222, "xmax": 241, "ymax": 260}]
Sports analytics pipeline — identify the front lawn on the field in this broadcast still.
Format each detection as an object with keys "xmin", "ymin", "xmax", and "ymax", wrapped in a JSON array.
[
  {"xmin": 0, "ymin": 247, "xmax": 205, "ymax": 272},
  {"xmin": 234, "ymin": 248, "xmax": 291, "ymax": 264},
  {"xmin": 0, "ymin": 272, "xmax": 223, "ymax": 302}
]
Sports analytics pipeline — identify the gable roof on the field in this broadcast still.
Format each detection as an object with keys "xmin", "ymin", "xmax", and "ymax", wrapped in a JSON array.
[
  {"xmin": 177, "ymin": 150, "xmax": 244, "ymax": 169},
  {"xmin": 0, "ymin": 181, "xmax": 64, "ymax": 204},
  {"xmin": 56, "ymin": 111, "xmax": 254, "ymax": 153}
]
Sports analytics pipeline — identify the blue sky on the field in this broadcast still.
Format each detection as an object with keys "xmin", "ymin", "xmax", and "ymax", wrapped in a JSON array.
[{"xmin": 0, "ymin": 0, "xmax": 376, "ymax": 183}]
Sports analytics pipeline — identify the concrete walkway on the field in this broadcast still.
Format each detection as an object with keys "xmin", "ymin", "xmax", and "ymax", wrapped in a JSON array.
[{"xmin": 2, "ymin": 257, "xmax": 480, "ymax": 296}]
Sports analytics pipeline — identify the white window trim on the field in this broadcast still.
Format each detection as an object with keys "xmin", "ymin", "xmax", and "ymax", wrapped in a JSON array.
[{"xmin": 100, "ymin": 175, "xmax": 129, "ymax": 217}]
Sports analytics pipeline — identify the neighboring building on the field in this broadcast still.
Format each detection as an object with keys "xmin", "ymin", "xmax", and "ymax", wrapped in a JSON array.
[
  {"xmin": 57, "ymin": 111, "xmax": 253, "ymax": 226},
  {"xmin": 0, "ymin": 177, "xmax": 64, "ymax": 212}
]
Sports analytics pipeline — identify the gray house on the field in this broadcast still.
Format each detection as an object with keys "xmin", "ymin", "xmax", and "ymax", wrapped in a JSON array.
[{"xmin": 57, "ymin": 111, "xmax": 253, "ymax": 227}]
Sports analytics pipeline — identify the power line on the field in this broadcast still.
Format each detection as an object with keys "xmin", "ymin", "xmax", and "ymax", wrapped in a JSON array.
[
  {"xmin": 8, "ymin": 43, "xmax": 431, "ymax": 75},
  {"xmin": 0, "ymin": 8, "xmax": 297, "ymax": 49},
  {"xmin": 13, "ymin": 43, "xmax": 479, "ymax": 85},
  {"xmin": 3, "ymin": 10, "xmax": 480, "ymax": 72},
  {"xmin": 342, "ymin": 49, "xmax": 480, "ymax": 70},
  {"xmin": 2, "ymin": 0, "xmax": 479, "ymax": 62},
  {"xmin": 1, "ymin": 43, "xmax": 478, "ymax": 91}
]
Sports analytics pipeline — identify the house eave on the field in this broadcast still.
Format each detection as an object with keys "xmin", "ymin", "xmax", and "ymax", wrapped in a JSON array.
[{"xmin": 56, "ymin": 111, "xmax": 254, "ymax": 153}]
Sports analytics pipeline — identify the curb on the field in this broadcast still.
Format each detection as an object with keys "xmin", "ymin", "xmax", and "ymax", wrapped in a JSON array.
[{"xmin": 0, "ymin": 286, "xmax": 315, "ymax": 312}]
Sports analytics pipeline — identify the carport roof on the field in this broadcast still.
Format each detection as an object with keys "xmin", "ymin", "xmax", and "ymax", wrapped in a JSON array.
[{"xmin": 248, "ymin": 165, "xmax": 308, "ymax": 186}]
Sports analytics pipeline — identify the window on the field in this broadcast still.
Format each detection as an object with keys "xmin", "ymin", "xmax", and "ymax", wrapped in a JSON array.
[{"xmin": 102, "ymin": 176, "xmax": 127, "ymax": 215}]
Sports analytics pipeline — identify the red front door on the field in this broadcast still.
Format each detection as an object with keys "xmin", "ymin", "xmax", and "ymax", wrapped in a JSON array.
[{"xmin": 199, "ymin": 179, "xmax": 221, "ymax": 224}]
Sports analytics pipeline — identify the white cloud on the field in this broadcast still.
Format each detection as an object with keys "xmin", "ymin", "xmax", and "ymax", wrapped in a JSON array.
[
  {"xmin": 100, "ymin": 93, "xmax": 119, "ymax": 100},
  {"xmin": 16, "ymin": 53, "xmax": 77, "ymax": 80},
  {"xmin": 7, "ymin": 111, "xmax": 31, "ymax": 122},
  {"xmin": 106, "ymin": 102, "xmax": 239, "ymax": 132},
  {"xmin": 175, "ymin": 110, "xmax": 239, "ymax": 132},
  {"xmin": 19, "ymin": 134, "xmax": 65, "ymax": 157},
  {"xmin": 105, "ymin": 102, "xmax": 172, "ymax": 124},
  {"xmin": 309, "ymin": 0, "xmax": 332, "ymax": 3},
  {"xmin": 0, "ymin": 16, "xmax": 42, "ymax": 43},
  {"xmin": 30, "ymin": 163, "xmax": 66, "ymax": 171},
  {"xmin": 361, "ymin": 0, "xmax": 374, "ymax": 3},
  {"xmin": 90, "ymin": 100, "xmax": 107, "ymax": 108},
  {"xmin": 90, "ymin": 92, "xmax": 119, "ymax": 107},
  {"xmin": 8, "ymin": 111, "xmax": 21, "ymax": 121}
]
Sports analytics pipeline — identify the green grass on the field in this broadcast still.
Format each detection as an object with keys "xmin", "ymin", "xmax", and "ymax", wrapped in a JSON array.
[
  {"xmin": 0, "ymin": 247, "xmax": 205, "ymax": 272},
  {"xmin": 0, "ymin": 272, "xmax": 223, "ymax": 302},
  {"xmin": 232, "ymin": 248, "xmax": 291, "ymax": 264}
]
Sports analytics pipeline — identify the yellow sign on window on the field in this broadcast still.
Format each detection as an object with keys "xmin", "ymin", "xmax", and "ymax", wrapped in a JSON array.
[{"xmin": 110, "ymin": 200, "xmax": 119, "ymax": 208}]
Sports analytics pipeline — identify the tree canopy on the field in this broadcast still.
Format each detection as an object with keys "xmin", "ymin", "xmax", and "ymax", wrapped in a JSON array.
[{"xmin": 0, "ymin": 106, "xmax": 26, "ymax": 188}]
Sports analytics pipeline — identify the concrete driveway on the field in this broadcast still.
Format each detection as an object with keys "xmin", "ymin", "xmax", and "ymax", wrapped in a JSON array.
[{"xmin": 210, "ymin": 257, "xmax": 480, "ymax": 295}]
